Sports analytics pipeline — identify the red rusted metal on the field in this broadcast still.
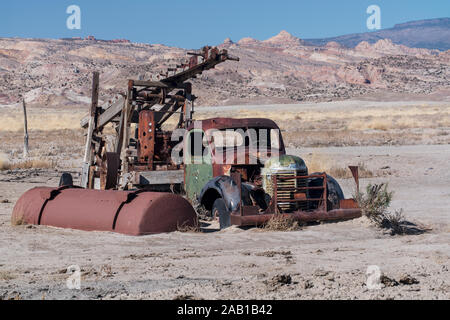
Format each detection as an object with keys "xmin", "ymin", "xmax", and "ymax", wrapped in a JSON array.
[
  {"xmin": 188, "ymin": 118, "xmax": 287, "ymax": 176},
  {"xmin": 235, "ymin": 172, "xmax": 361, "ymax": 226},
  {"xmin": 99, "ymin": 152, "xmax": 120, "ymax": 190},
  {"xmin": 11, "ymin": 187, "xmax": 197, "ymax": 236},
  {"xmin": 349, "ymin": 166, "xmax": 360, "ymax": 194},
  {"xmin": 272, "ymin": 174, "xmax": 279, "ymax": 213},
  {"xmin": 230, "ymin": 208, "xmax": 361, "ymax": 226},
  {"xmin": 187, "ymin": 118, "xmax": 282, "ymax": 133},
  {"xmin": 272, "ymin": 173, "xmax": 328, "ymax": 211},
  {"xmin": 138, "ymin": 110, "xmax": 156, "ymax": 168}
]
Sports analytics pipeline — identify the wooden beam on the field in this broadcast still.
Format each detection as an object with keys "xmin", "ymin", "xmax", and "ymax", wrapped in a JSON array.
[
  {"xmin": 132, "ymin": 80, "xmax": 172, "ymax": 88},
  {"xmin": 22, "ymin": 98, "xmax": 29, "ymax": 158},
  {"xmin": 80, "ymin": 96, "xmax": 125, "ymax": 129},
  {"xmin": 132, "ymin": 80, "xmax": 188, "ymax": 89},
  {"xmin": 137, "ymin": 170, "xmax": 184, "ymax": 185},
  {"xmin": 119, "ymin": 83, "xmax": 134, "ymax": 189},
  {"xmin": 81, "ymin": 71, "xmax": 100, "ymax": 188}
]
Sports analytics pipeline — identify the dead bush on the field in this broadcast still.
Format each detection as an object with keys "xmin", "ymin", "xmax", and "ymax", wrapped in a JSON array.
[
  {"xmin": 0, "ymin": 153, "xmax": 10, "ymax": 170},
  {"xmin": 381, "ymin": 209, "xmax": 406, "ymax": 235},
  {"xmin": 11, "ymin": 216, "xmax": 27, "ymax": 226},
  {"xmin": 192, "ymin": 199, "xmax": 213, "ymax": 221},
  {"xmin": 177, "ymin": 220, "xmax": 201, "ymax": 233},
  {"xmin": 263, "ymin": 214, "xmax": 301, "ymax": 232},
  {"xmin": 356, "ymin": 183, "xmax": 407, "ymax": 235}
]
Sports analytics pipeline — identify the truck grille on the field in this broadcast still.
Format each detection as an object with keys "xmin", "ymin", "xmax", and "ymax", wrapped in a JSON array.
[{"xmin": 265, "ymin": 170, "xmax": 308, "ymax": 213}]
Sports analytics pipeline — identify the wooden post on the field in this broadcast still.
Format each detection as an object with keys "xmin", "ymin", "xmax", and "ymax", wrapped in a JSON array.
[
  {"xmin": 81, "ymin": 71, "xmax": 100, "ymax": 188},
  {"xmin": 22, "ymin": 98, "xmax": 29, "ymax": 158},
  {"xmin": 120, "ymin": 83, "xmax": 133, "ymax": 165}
]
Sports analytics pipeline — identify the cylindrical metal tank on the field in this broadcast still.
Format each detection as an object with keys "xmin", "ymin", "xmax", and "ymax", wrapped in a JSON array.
[{"xmin": 11, "ymin": 187, "xmax": 197, "ymax": 236}]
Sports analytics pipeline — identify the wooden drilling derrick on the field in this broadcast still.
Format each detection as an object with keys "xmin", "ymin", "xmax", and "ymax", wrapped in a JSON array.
[{"xmin": 80, "ymin": 46, "xmax": 239, "ymax": 190}]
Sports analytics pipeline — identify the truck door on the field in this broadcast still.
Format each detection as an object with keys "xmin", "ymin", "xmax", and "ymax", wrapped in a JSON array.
[{"xmin": 184, "ymin": 129, "xmax": 213, "ymax": 202}]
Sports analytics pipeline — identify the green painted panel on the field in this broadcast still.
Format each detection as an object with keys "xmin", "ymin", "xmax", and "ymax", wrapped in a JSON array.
[{"xmin": 184, "ymin": 129, "xmax": 213, "ymax": 202}]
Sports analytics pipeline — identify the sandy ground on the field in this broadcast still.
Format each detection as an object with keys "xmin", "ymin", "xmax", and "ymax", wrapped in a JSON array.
[{"xmin": 0, "ymin": 144, "xmax": 448, "ymax": 300}]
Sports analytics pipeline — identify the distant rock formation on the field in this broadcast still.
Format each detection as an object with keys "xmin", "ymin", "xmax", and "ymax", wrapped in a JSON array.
[
  {"xmin": 223, "ymin": 37, "xmax": 234, "ymax": 45},
  {"xmin": 1, "ymin": 19, "xmax": 448, "ymax": 107},
  {"xmin": 263, "ymin": 30, "xmax": 304, "ymax": 47},
  {"xmin": 237, "ymin": 37, "xmax": 260, "ymax": 46},
  {"xmin": 306, "ymin": 17, "xmax": 450, "ymax": 51}
]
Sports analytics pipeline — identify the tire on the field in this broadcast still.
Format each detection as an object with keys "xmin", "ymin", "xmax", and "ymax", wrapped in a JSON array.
[
  {"xmin": 212, "ymin": 198, "xmax": 231, "ymax": 230},
  {"xmin": 308, "ymin": 173, "xmax": 344, "ymax": 210}
]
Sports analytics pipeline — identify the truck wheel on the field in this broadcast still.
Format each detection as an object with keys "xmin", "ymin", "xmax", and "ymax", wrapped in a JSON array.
[{"xmin": 212, "ymin": 198, "xmax": 231, "ymax": 230}]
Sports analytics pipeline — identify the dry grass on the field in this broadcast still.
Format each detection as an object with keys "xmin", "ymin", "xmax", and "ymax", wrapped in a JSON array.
[
  {"xmin": 0, "ymin": 271, "xmax": 16, "ymax": 281},
  {"xmin": 263, "ymin": 214, "xmax": 301, "ymax": 231},
  {"xmin": 305, "ymin": 153, "xmax": 373, "ymax": 178},
  {"xmin": 0, "ymin": 158, "xmax": 55, "ymax": 171},
  {"xmin": 199, "ymin": 105, "xmax": 450, "ymax": 128},
  {"xmin": 0, "ymin": 109, "xmax": 86, "ymax": 132},
  {"xmin": 346, "ymin": 116, "xmax": 450, "ymax": 131},
  {"xmin": 0, "ymin": 127, "xmax": 84, "ymax": 170},
  {"xmin": 194, "ymin": 104, "xmax": 450, "ymax": 147}
]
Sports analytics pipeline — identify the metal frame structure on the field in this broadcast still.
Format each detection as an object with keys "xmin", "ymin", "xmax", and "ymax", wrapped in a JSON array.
[
  {"xmin": 80, "ymin": 46, "xmax": 239, "ymax": 190},
  {"xmin": 228, "ymin": 170, "xmax": 361, "ymax": 227}
]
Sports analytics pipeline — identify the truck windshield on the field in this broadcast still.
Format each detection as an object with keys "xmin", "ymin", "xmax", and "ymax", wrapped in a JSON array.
[{"xmin": 210, "ymin": 128, "xmax": 280, "ymax": 150}]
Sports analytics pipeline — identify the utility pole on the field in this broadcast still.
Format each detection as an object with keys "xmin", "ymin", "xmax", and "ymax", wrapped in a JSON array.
[{"xmin": 22, "ymin": 98, "xmax": 29, "ymax": 158}]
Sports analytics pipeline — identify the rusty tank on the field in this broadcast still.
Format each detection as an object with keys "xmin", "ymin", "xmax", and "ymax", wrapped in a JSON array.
[{"xmin": 11, "ymin": 186, "xmax": 197, "ymax": 236}]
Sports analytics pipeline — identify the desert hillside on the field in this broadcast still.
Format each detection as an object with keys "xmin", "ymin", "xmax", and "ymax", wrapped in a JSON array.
[
  {"xmin": 306, "ymin": 18, "xmax": 450, "ymax": 50},
  {"xmin": 0, "ymin": 31, "xmax": 449, "ymax": 108}
]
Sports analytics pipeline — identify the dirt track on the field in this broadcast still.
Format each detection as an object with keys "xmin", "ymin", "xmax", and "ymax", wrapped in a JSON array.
[{"xmin": 0, "ymin": 144, "xmax": 448, "ymax": 300}]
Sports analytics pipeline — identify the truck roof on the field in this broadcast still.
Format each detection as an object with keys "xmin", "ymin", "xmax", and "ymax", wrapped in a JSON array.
[{"xmin": 187, "ymin": 118, "xmax": 280, "ymax": 131}]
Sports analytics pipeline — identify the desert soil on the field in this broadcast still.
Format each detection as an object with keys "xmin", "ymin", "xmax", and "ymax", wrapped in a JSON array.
[
  {"xmin": 0, "ymin": 143, "xmax": 448, "ymax": 300},
  {"xmin": 0, "ymin": 100, "xmax": 449, "ymax": 300}
]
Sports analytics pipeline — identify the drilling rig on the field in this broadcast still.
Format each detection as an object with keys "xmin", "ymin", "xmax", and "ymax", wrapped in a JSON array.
[{"xmin": 79, "ymin": 46, "xmax": 239, "ymax": 191}]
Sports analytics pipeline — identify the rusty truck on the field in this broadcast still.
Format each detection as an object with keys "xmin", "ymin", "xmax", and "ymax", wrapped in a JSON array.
[{"xmin": 12, "ymin": 46, "xmax": 361, "ymax": 235}]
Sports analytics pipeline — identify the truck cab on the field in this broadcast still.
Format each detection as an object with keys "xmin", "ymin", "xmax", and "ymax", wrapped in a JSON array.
[
  {"xmin": 184, "ymin": 118, "xmax": 360, "ymax": 229},
  {"xmin": 184, "ymin": 118, "xmax": 285, "ymax": 200}
]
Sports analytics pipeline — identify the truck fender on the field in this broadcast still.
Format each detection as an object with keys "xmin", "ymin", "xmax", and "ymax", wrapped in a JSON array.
[
  {"xmin": 308, "ymin": 173, "xmax": 345, "ymax": 210},
  {"xmin": 198, "ymin": 176, "xmax": 252, "ymax": 213}
]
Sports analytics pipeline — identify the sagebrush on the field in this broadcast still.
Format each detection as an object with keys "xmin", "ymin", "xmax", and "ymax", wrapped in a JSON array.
[{"xmin": 356, "ymin": 183, "xmax": 406, "ymax": 235}]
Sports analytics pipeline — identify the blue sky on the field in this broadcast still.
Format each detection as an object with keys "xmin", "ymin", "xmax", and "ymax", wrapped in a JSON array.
[{"xmin": 0, "ymin": 1, "xmax": 448, "ymax": 48}]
